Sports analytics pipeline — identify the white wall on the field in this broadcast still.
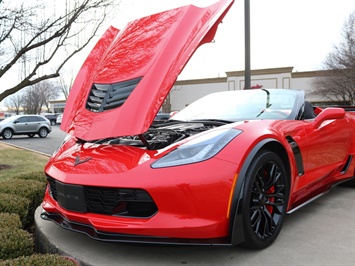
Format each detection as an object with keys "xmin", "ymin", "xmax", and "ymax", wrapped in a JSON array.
[
  {"xmin": 170, "ymin": 67, "xmax": 330, "ymax": 111},
  {"xmin": 171, "ymin": 79, "xmax": 227, "ymax": 111}
]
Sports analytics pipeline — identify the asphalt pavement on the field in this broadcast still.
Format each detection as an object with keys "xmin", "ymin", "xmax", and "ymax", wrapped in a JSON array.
[
  {"xmin": 0, "ymin": 125, "xmax": 67, "ymax": 156},
  {"xmin": 2, "ymin": 125, "xmax": 355, "ymax": 265}
]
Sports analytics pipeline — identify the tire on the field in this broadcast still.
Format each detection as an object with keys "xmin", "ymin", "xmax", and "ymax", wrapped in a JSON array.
[
  {"xmin": 241, "ymin": 150, "xmax": 289, "ymax": 249},
  {"xmin": 342, "ymin": 178, "xmax": 355, "ymax": 187},
  {"xmin": 38, "ymin": 127, "xmax": 48, "ymax": 138},
  {"xmin": 2, "ymin": 128, "xmax": 13, "ymax": 139},
  {"xmin": 27, "ymin": 134, "xmax": 35, "ymax": 138},
  {"xmin": 50, "ymin": 120, "xmax": 56, "ymax": 126}
]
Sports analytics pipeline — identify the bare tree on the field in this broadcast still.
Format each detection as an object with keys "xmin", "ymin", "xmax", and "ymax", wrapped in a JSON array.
[
  {"xmin": 21, "ymin": 87, "xmax": 42, "ymax": 114},
  {"xmin": 56, "ymin": 70, "xmax": 76, "ymax": 100},
  {"xmin": 4, "ymin": 92, "xmax": 23, "ymax": 114},
  {"xmin": 0, "ymin": 0, "xmax": 118, "ymax": 102},
  {"xmin": 20, "ymin": 80, "xmax": 61, "ymax": 113},
  {"xmin": 35, "ymin": 80, "xmax": 61, "ymax": 112},
  {"xmin": 311, "ymin": 11, "xmax": 355, "ymax": 104}
]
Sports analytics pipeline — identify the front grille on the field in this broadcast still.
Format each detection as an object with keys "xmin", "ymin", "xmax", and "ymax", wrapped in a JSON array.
[
  {"xmin": 48, "ymin": 177, "xmax": 57, "ymax": 200},
  {"xmin": 86, "ymin": 77, "xmax": 142, "ymax": 112},
  {"xmin": 46, "ymin": 176, "xmax": 157, "ymax": 218}
]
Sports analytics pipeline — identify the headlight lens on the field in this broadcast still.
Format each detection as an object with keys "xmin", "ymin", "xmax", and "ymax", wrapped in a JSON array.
[{"xmin": 151, "ymin": 129, "xmax": 242, "ymax": 168}]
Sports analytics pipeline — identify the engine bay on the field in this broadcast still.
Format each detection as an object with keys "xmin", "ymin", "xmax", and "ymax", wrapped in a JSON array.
[{"xmin": 102, "ymin": 120, "xmax": 226, "ymax": 150}]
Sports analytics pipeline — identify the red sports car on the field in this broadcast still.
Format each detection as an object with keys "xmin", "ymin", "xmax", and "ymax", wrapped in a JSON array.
[{"xmin": 41, "ymin": 0, "xmax": 355, "ymax": 249}]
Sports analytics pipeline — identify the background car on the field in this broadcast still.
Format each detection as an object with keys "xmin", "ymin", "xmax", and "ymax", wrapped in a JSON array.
[
  {"xmin": 42, "ymin": 113, "xmax": 61, "ymax": 126},
  {"xmin": 0, "ymin": 115, "xmax": 52, "ymax": 139},
  {"xmin": 56, "ymin": 114, "xmax": 63, "ymax": 125}
]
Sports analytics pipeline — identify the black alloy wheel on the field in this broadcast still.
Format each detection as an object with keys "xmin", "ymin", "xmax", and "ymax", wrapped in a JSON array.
[{"xmin": 241, "ymin": 150, "xmax": 289, "ymax": 249}]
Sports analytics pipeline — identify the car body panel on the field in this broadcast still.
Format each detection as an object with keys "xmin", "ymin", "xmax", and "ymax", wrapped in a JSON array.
[
  {"xmin": 60, "ymin": 0, "xmax": 234, "ymax": 141},
  {"xmin": 43, "ymin": 97, "xmax": 355, "ymax": 244}
]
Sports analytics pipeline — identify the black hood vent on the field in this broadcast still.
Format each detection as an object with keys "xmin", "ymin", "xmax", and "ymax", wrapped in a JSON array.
[{"xmin": 86, "ymin": 77, "xmax": 142, "ymax": 112}]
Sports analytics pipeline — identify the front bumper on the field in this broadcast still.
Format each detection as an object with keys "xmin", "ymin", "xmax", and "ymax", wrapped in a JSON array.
[{"xmin": 41, "ymin": 210, "xmax": 230, "ymax": 246}]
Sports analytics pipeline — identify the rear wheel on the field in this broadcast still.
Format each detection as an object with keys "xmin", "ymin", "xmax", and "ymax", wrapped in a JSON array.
[
  {"xmin": 38, "ymin": 127, "xmax": 48, "ymax": 138},
  {"xmin": 2, "ymin": 128, "xmax": 13, "ymax": 139},
  {"xmin": 241, "ymin": 150, "xmax": 289, "ymax": 249},
  {"xmin": 27, "ymin": 134, "xmax": 35, "ymax": 138}
]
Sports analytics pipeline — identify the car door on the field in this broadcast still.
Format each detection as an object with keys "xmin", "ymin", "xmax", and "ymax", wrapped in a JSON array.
[
  {"xmin": 27, "ymin": 116, "xmax": 42, "ymax": 132},
  {"xmin": 13, "ymin": 116, "xmax": 29, "ymax": 133},
  {"xmin": 302, "ymin": 113, "xmax": 352, "ymax": 185}
]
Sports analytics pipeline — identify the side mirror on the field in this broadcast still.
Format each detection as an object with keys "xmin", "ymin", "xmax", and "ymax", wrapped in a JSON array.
[
  {"xmin": 312, "ymin": 108, "xmax": 345, "ymax": 128},
  {"xmin": 13, "ymin": 120, "xmax": 18, "ymax": 124}
]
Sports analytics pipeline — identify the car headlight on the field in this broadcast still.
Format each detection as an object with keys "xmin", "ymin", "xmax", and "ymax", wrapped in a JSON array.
[{"xmin": 151, "ymin": 129, "xmax": 242, "ymax": 168}]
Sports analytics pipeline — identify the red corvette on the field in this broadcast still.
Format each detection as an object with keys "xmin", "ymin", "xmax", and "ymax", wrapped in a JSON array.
[{"xmin": 41, "ymin": 0, "xmax": 355, "ymax": 249}]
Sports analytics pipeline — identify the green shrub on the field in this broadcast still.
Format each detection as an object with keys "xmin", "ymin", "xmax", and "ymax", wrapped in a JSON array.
[
  {"xmin": 0, "ymin": 194, "xmax": 29, "ymax": 226},
  {"xmin": 0, "ymin": 179, "xmax": 46, "ymax": 226},
  {"xmin": 0, "ymin": 213, "xmax": 22, "ymax": 229},
  {"xmin": 0, "ymin": 254, "xmax": 77, "ymax": 266},
  {"xmin": 13, "ymin": 171, "xmax": 47, "ymax": 185},
  {"xmin": 0, "ymin": 228, "xmax": 33, "ymax": 260}
]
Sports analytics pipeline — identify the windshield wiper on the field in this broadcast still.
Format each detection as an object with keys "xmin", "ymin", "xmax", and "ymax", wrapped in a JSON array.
[{"xmin": 190, "ymin": 119, "xmax": 233, "ymax": 125}]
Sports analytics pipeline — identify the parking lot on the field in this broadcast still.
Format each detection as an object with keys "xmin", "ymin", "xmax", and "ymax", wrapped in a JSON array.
[
  {"xmin": 2, "ymin": 126, "xmax": 355, "ymax": 265},
  {"xmin": 0, "ymin": 125, "xmax": 67, "ymax": 156}
]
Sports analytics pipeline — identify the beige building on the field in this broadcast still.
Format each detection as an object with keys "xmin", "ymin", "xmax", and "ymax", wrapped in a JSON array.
[{"xmin": 170, "ymin": 67, "xmax": 332, "ymax": 112}]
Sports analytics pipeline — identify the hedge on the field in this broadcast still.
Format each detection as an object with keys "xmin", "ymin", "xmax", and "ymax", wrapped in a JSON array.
[
  {"xmin": 0, "ymin": 156, "xmax": 79, "ymax": 264},
  {"xmin": 0, "ymin": 228, "xmax": 33, "ymax": 260},
  {"xmin": 13, "ymin": 171, "xmax": 47, "ymax": 185},
  {"xmin": 0, "ymin": 254, "xmax": 77, "ymax": 266},
  {"xmin": 0, "ymin": 179, "xmax": 46, "ymax": 227},
  {"xmin": 0, "ymin": 213, "xmax": 22, "ymax": 229},
  {"xmin": 0, "ymin": 193, "xmax": 30, "ymax": 227}
]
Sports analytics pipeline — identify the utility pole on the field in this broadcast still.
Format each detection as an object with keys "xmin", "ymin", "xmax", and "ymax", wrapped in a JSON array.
[{"xmin": 244, "ymin": 0, "xmax": 251, "ymax": 90}]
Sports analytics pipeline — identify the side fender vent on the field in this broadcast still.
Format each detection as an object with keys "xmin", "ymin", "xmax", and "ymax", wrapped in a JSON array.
[
  {"xmin": 86, "ymin": 77, "xmax": 142, "ymax": 112},
  {"xmin": 340, "ymin": 155, "xmax": 353, "ymax": 174},
  {"xmin": 286, "ymin": 136, "xmax": 305, "ymax": 176}
]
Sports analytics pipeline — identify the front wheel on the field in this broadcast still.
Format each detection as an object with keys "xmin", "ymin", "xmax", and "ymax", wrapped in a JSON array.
[
  {"xmin": 241, "ymin": 150, "xmax": 289, "ymax": 249},
  {"xmin": 342, "ymin": 178, "xmax": 355, "ymax": 187},
  {"xmin": 38, "ymin": 127, "xmax": 48, "ymax": 138},
  {"xmin": 2, "ymin": 128, "xmax": 13, "ymax": 139}
]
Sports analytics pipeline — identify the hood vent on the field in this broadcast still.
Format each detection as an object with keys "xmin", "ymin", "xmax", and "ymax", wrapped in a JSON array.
[{"xmin": 86, "ymin": 77, "xmax": 142, "ymax": 112}]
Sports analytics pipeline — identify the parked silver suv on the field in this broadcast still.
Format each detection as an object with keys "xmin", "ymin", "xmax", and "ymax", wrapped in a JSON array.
[{"xmin": 0, "ymin": 115, "xmax": 52, "ymax": 139}]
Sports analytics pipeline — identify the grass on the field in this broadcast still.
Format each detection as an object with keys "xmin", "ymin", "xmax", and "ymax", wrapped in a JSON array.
[{"xmin": 0, "ymin": 143, "xmax": 49, "ymax": 181}]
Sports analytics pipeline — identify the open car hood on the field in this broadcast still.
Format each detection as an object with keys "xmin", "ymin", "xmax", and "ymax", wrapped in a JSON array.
[{"xmin": 60, "ymin": 0, "xmax": 234, "ymax": 141}]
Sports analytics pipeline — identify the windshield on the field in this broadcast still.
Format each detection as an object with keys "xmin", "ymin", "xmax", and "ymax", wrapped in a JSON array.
[
  {"xmin": 0, "ymin": 116, "xmax": 18, "ymax": 123},
  {"xmin": 172, "ymin": 89, "xmax": 298, "ymax": 122}
]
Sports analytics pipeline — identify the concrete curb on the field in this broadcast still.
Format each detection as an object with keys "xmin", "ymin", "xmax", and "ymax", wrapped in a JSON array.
[
  {"xmin": 0, "ymin": 142, "xmax": 51, "ymax": 157},
  {"xmin": 34, "ymin": 207, "xmax": 91, "ymax": 266}
]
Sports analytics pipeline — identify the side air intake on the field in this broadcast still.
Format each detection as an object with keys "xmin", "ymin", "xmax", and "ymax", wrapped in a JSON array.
[{"xmin": 86, "ymin": 77, "xmax": 142, "ymax": 112}]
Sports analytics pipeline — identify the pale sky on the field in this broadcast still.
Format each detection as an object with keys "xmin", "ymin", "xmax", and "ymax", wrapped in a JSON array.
[
  {"xmin": 106, "ymin": 0, "xmax": 355, "ymax": 80},
  {"xmin": 1, "ymin": 0, "xmax": 354, "ymax": 110}
]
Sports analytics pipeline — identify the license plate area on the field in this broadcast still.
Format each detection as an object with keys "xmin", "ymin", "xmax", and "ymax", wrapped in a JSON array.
[{"xmin": 56, "ymin": 181, "xmax": 87, "ymax": 213}]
